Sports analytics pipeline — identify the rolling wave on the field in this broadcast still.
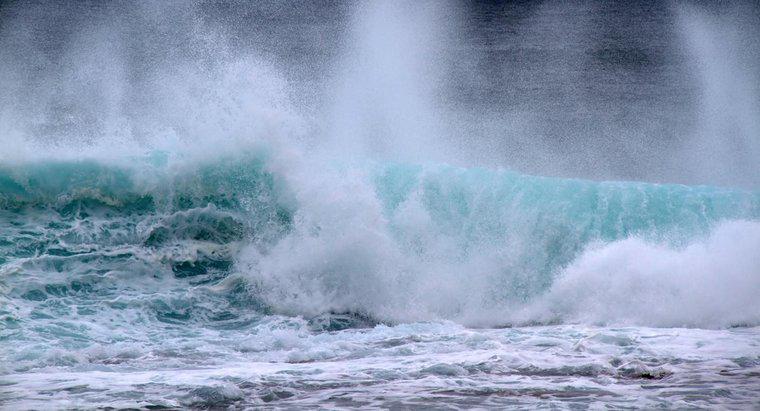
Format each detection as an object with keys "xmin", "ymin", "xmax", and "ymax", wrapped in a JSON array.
[{"xmin": 1, "ymin": 152, "xmax": 758, "ymax": 328}]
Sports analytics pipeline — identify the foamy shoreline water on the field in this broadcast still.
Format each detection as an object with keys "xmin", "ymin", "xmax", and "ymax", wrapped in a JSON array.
[{"xmin": 3, "ymin": 324, "xmax": 759, "ymax": 409}]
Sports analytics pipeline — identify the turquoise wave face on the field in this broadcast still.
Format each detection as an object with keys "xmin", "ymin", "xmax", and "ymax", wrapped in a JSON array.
[
  {"xmin": 0, "ymin": 154, "xmax": 293, "ymax": 250},
  {"xmin": 0, "ymin": 153, "xmax": 758, "ymax": 333},
  {"xmin": 375, "ymin": 163, "xmax": 758, "ymax": 270},
  {"xmin": 0, "ymin": 154, "xmax": 295, "ymax": 357},
  {"xmin": 0, "ymin": 155, "xmax": 291, "ymax": 215},
  {"xmin": 376, "ymin": 163, "xmax": 759, "ymax": 241},
  {"xmin": 2, "ymin": 155, "xmax": 755, "ymax": 242}
]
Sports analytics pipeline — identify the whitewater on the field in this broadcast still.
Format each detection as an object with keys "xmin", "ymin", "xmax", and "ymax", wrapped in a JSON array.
[{"xmin": 1, "ymin": 1, "xmax": 760, "ymax": 409}]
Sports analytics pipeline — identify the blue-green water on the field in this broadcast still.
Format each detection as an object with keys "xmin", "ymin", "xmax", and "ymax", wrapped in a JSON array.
[{"xmin": 1, "ymin": 153, "xmax": 759, "ymax": 408}]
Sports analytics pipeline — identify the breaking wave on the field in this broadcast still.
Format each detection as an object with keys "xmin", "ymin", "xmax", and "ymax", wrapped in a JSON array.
[{"xmin": 2, "ymin": 152, "xmax": 757, "ymax": 329}]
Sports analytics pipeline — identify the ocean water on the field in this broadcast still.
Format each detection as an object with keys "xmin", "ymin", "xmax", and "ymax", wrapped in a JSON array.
[
  {"xmin": 2, "ymin": 1, "xmax": 760, "ymax": 409},
  {"xmin": 1, "ymin": 154, "xmax": 759, "ymax": 409}
]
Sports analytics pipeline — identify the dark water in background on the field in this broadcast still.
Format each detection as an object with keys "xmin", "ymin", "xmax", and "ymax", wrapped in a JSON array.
[{"xmin": 2, "ymin": 0, "xmax": 758, "ymax": 185}]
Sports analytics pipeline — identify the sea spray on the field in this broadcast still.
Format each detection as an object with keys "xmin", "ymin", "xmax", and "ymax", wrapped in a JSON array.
[
  {"xmin": 2, "ymin": 1, "xmax": 760, "ymax": 408},
  {"xmin": 240, "ymin": 159, "xmax": 760, "ymax": 326}
]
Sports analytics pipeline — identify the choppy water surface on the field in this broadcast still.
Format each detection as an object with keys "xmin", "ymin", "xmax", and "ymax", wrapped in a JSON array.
[
  {"xmin": 4, "ymin": 323, "xmax": 760, "ymax": 409},
  {"xmin": 1, "ymin": 156, "xmax": 758, "ymax": 409}
]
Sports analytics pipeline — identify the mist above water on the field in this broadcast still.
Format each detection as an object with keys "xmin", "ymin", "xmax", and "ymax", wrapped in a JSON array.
[
  {"xmin": 1, "ymin": 1, "xmax": 757, "ymax": 188},
  {"xmin": 677, "ymin": 3, "xmax": 760, "ymax": 187}
]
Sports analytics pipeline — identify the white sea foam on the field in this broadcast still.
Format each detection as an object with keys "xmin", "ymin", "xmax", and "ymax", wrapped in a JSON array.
[{"xmin": 525, "ymin": 220, "xmax": 760, "ymax": 328}]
